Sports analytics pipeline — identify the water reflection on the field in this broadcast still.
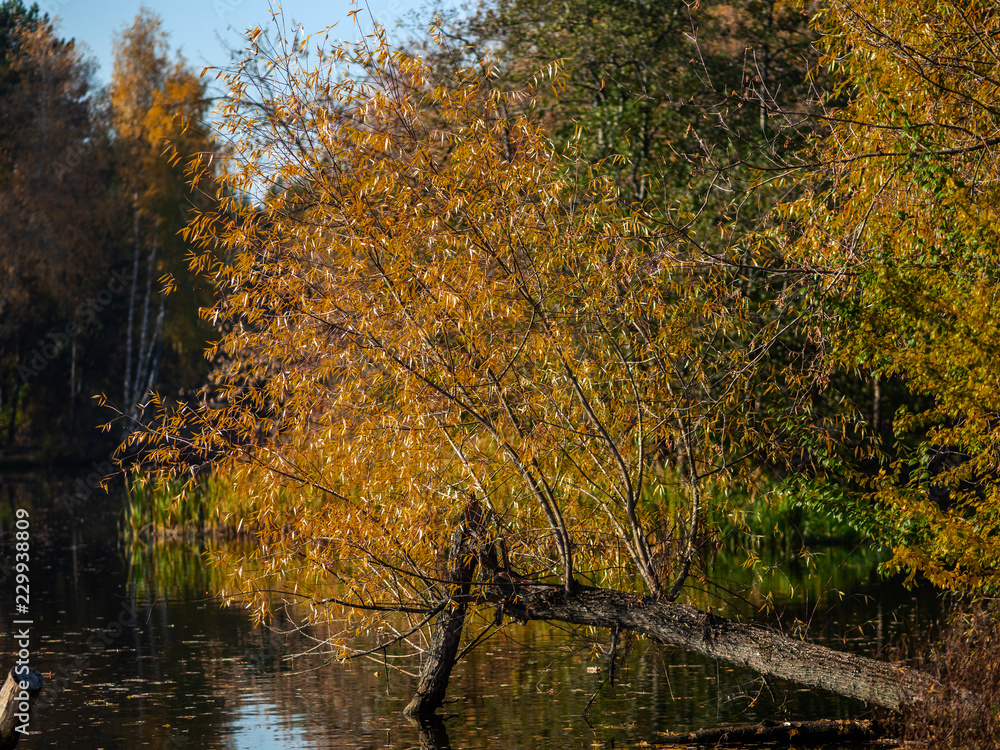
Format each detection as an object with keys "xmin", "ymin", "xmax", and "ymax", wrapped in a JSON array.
[
  {"xmin": 407, "ymin": 714, "xmax": 450, "ymax": 750},
  {"xmin": 0, "ymin": 471, "xmax": 940, "ymax": 748}
]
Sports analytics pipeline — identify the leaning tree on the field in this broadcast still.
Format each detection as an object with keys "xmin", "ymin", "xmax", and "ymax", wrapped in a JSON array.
[{"xmin": 123, "ymin": 12, "xmax": 955, "ymax": 724}]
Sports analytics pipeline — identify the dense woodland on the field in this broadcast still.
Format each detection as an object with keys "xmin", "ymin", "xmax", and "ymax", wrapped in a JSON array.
[
  {"xmin": 6, "ymin": 0, "xmax": 1000, "ymax": 743},
  {"xmin": 0, "ymin": 1, "xmax": 214, "ymax": 461}
]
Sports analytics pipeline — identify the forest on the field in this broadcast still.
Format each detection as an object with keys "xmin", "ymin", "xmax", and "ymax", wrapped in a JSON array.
[
  {"xmin": 0, "ymin": 1, "xmax": 214, "ymax": 462},
  {"xmin": 4, "ymin": 0, "xmax": 1000, "ymax": 746}
]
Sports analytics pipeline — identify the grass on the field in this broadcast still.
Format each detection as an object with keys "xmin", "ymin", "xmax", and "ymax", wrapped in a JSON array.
[
  {"xmin": 122, "ymin": 465, "xmax": 876, "ymax": 611},
  {"xmin": 123, "ymin": 470, "xmax": 250, "ymax": 540}
]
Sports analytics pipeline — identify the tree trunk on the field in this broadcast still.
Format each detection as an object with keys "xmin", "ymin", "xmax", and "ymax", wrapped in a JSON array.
[
  {"xmin": 0, "ymin": 667, "xmax": 43, "ymax": 750},
  {"xmin": 69, "ymin": 338, "xmax": 77, "ymax": 439},
  {"xmin": 490, "ymin": 585, "xmax": 936, "ymax": 712},
  {"xmin": 404, "ymin": 520, "xmax": 479, "ymax": 717},
  {"xmin": 123, "ymin": 192, "xmax": 140, "ymax": 417}
]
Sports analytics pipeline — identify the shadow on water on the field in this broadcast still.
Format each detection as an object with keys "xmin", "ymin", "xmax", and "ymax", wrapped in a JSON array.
[{"xmin": 0, "ymin": 471, "xmax": 943, "ymax": 749}]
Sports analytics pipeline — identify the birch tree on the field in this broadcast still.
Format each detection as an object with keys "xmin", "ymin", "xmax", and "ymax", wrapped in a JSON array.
[{"xmin": 110, "ymin": 9, "xmax": 213, "ymax": 426}]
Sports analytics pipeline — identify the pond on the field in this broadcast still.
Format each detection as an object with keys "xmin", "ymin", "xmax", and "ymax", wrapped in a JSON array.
[{"xmin": 0, "ymin": 470, "xmax": 942, "ymax": 749}]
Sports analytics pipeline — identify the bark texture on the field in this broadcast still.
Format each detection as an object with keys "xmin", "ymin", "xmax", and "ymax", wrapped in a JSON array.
[
  {"xmin": 492, "ymin": 585, "xmax": 935, "ymax": 711},
  {"xmin": 404, "ymin": 520, "xmax": 479, "ymax": 717}
]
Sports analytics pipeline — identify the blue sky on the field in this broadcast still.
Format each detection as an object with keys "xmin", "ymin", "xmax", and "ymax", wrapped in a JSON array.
[{"xmin": 44, "ymin": 0, "xmax": 457, "ymax": 86}]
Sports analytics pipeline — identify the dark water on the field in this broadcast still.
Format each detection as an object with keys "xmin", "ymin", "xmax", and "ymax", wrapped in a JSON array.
[{"xmin": 0, "ymin": 471, "xmax": 941, "ymax": 749}]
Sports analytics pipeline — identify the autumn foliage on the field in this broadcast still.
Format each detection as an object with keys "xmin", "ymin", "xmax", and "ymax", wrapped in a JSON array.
[
  {"xmin": 128, "ymin": 19, "xmax": 812, "ymax": 647},
  {"xmin": 783, "ymin": 0, "xmax": 1000, "ymax": 592},
  {"xmin": 114, "ymin": 2, "xmax": 1000, "ymax": 727},
  {"xmin": 0, "ymin": 4, "xmax": 214, "ymax": 453}
]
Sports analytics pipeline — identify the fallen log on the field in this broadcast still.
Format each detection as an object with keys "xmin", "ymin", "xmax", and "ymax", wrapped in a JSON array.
[
  {"xmin": 489, "ymin": 584, "xmax": 935, "ymax": 711},
  {"xmin": 0, "ymin": 667, "xmax": 43, "ymax": 750},
  {"xmin": 651, "ymin": 718, "xmax": 884, "ymax": 746}
]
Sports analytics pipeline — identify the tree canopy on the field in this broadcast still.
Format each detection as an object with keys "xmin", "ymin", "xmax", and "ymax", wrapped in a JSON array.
[
  {"xmin": 0, "ymin": 1, "xmax": 111, "ymax": 448},
  {"xmin": 781, "ymin": 0, "xmax": 1000, "ymax": 593},
  {"xmin": 141, "ymin": 22, "xmax": 782, "ymax": 615},
  {"xmin": 114, "ymin": 0, "xmax": 1000, "ymax": 731}
]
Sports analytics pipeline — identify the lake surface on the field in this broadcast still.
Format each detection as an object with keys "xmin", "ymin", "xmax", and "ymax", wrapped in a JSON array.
[{"xmin": 0, "ymin": 470, "xmax": 942, "ymax": 748}]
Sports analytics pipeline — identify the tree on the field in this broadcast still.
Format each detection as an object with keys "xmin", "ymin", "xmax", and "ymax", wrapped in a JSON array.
[
  {"xmin": 420, "ymin": 0, "xmax": 852, "ymax": 484},
  {"xmin": 123, "ymin": 16, "xmax": 949, "ymax": 724},
  {"xmin": 780, "ymin": 0, "xmax": 1000, "ymax": 594},
  {"xmin": 427, "ymin": 0, "xmax": 821, "ymax": 235},
  {"xmin": 0, "ymin": 4, "xmax": 214, "ymax": 457},
  {"xmin": 110, "ymin": 9, "xmax": 215, "ymax": 429},
  {"xmin": 0, "ymin": 0, "xmax": 113, "ymax": 449}
]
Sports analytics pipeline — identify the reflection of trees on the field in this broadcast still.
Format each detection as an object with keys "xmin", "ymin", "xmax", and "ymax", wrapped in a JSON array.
[
  {"xmin": 408, "ymin": 713, "xmax": 451, "ymax": 750},
  {"xmin": 3, "ymin": 471, "xmax": 929, "ymax": 748},
  {"xmin": 153, "ymin": 535, "xmax": 910, "ymax": 746}
]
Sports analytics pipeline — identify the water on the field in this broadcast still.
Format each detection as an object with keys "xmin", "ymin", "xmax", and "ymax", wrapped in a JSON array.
[{"xmin": 0, "ymin": 471, "xmax": 941, "ymax": 748}]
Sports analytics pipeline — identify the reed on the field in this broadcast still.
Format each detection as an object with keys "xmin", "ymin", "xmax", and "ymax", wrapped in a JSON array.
[{"xmin": 123, "ymin": 470, "xmax": 250, "ymax": 539}]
